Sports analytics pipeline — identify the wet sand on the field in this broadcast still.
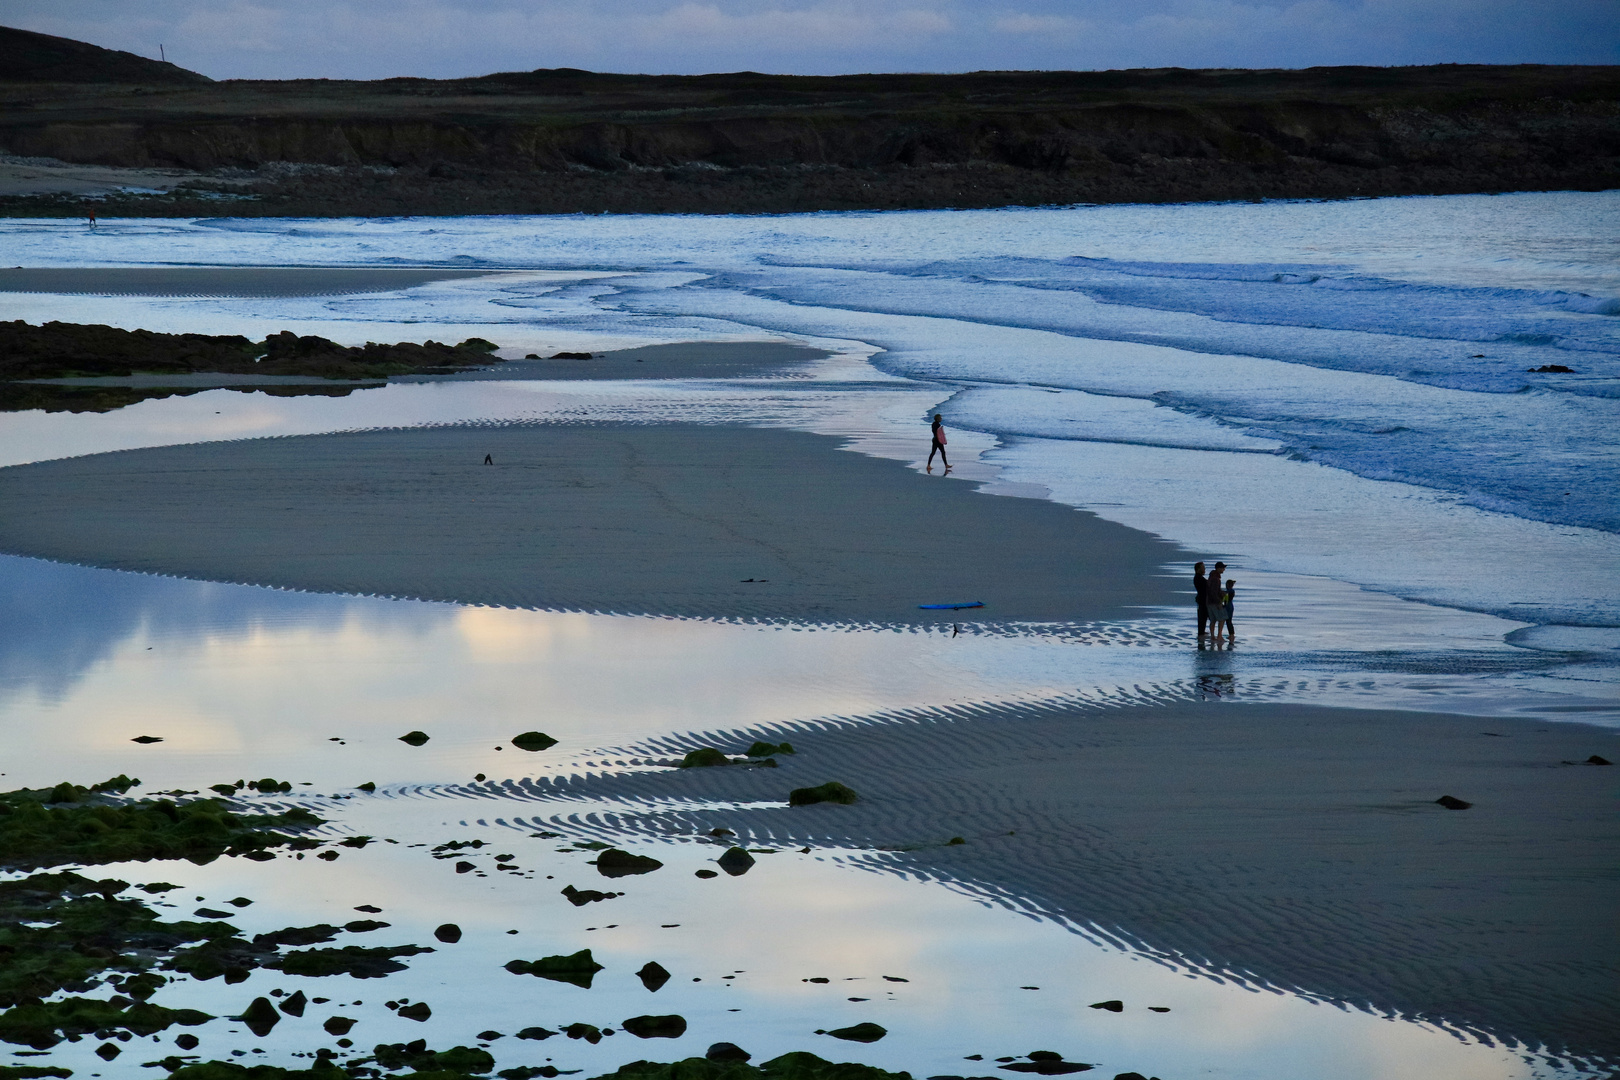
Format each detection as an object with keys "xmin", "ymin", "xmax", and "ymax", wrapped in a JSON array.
[
  {"xmin": 512, "ymin": 699, "xmax": 1620, "ymax": 1063},
  {"xmin": 0, "ymin": 421, "xmax": 1179, "ymax": 624},
  {"xmin": 0, "ymin": 266, "xmax": 492, "ymax": 297}
]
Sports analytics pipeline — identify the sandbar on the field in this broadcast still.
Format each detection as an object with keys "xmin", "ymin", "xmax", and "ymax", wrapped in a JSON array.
[
  {"xmin": 521, "ymin": 700, "xmax": 1620, "ymax": 1062},
  {"xmin": 0, "ymin": 422, "xmax": 1179, "ymax": 623}
]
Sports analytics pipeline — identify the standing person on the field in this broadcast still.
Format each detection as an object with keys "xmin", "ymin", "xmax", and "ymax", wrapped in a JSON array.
[
  {"xmin": 1194, "ymin": 561, "xmax": 1209, "ymax": 637},
  {"xmin": 1216, "ymin": 577, "xmax": 1236, "ymax": 641},
  {"xmin": 927, "ymin": 413, "xmax": 951, "ymax": 473},
  {"xmin": 86, "ymin": 207, "xmax": 96, "ymax": 228}
]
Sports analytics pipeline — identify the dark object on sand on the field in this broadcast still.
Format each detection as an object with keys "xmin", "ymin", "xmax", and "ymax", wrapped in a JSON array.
[
  {"xmin": 323, "ymin": 1016, "xmax": 356, "ymax": 1035},
  {"xmin": 237, "ymin": 996, "xmax": 280, "ymax": 1036},
  {"xmin": 622, "ymin": 1014, "xmax": 687, "ymax": 1039},
  {"xmin": 1435, "ymin": 795, "xmax": 1473, "ymax": 810},
  {"xmin": 506, "ymin": 949, "xmax": 604, "ymax": 988},
  {"xmin": 513, "ymin": 731, "xmax": 559, "ymax": 751},
  {"xmin": 747, "ymin": 741, "xmax": 795, "ymax": 757},
  {"xmin": 597, "ymin": 849, "xmax": 664, "ymax": 877},
  {"xmin": 175, "ymin": 1033, "xmax": 200, "ymax": 1050},
  {"xmin": 228, "ymin": 897, "xmax": 253, "ymax": 907},
  {"xmin": 1588, "ymin": 755, "xmax": 1613, "ymax": 765},
  {"xmin": 398, "ymin": 730, "xmax": 430, "ymax": 746},
  {"xmin": 279, "ymin": 990, "xmax": 308, "ymax": 1017},
  {"xmin": 455, "ymin": 861, "xmax": 475, "ymax": 873},
  {"xmin": 1089, "ymin": 1000, "xmax": 1124, "ymax": 1012},
  {"xmin": 397, "ymin": 1001, "xmax": 432, "ymax": 1022},
  {"xmin": 517, "ymin": 1026, "xmax": 559, "ymax": 1041},
  {"xmin": 694, "ymin": 869, "xmax": 718, "ymax": 879},
  {"xmin": 680, "ymin": 747, "xmax": 731, "ymax": 768},
  {"xmin": 707, "ymin": 1042, "xmax": 752, "ymax": 1062},
  {"xmin": 563, "ymin": 884, "xmax": 622, "ymax": 905},
  {"xmin": 565, "ymin": 1022, "xmax": 604, "ymax": 1043},
  {"xmin": 718, "ymin": 847, "xmax": 756, "ymax": 876},
  {"xmin": 552, "ymin": 352, "xmax": 594, "ymax": 360},
  {"xmin": 193, "ymin": 907, "xmax": 233, "ymax": 919},
  {"xmin": 356, "ymin": 782, "xmax": 376, "ymax": 792},
  {"xmin": 479, "ymin": 1030, "xmax": 504, "ymax": 1040},
  {"xmin": 95, "ymin": 1041, "xmax": 121, "ymax": 1060},
  {"xmin": 821, "ymin": 1022, "xmax": 887, "ymax": 1043},
  {"xmin": 919, "ymin": 602, "xmax": 983, "ymax": 610},
  {"xmin": 131, "ymin": 735, "xmax": 163, "ymax": 744},
  {"xmin": 1528, "ymin": 364, "xmax": 1575, "ymax": 373},
  {"xmin": 789, "ymin": 781, "xmax": 859, "ymax": 806},
  {"xmin": 638, "ymin": 961, "xmax": 672, "ymax": 991},
  {"xmin": 434, "ymin": 923, "xmax": 462, "ymax": 943}
]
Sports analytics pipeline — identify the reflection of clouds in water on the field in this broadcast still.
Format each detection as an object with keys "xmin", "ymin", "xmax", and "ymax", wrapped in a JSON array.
[{"xmin": 0, "ymin": 555, "xmax": 451, "ymax": 705}]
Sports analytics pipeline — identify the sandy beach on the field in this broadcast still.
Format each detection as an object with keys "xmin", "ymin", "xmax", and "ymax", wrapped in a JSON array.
[
  {"xmin": 0, "ymin": 421, "xmax": 1179, "ymax": 623},
  {"xmin": 514, "ymin": 699, "xmax": 1620, "ymax": 1062}
]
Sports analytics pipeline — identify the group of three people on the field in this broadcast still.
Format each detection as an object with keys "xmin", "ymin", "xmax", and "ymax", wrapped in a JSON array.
[{"xmin": 1196, "ymin": 561, "xmax": 1236, "ymax": 641}]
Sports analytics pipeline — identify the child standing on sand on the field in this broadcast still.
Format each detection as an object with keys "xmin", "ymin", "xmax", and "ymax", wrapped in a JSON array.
[{"xmin": 1217, "ymin": 578, "xmax": 1236, "ymax": 640}]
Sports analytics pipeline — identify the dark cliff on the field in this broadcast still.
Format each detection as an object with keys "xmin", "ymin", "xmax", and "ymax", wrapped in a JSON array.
[
  {"xmin": 2, "ymin": 44, "xmax": 1616, "ymax": 214},
  {"xmin": 0, "ymin": 25, "xmax": 209, "ymax": 85}
]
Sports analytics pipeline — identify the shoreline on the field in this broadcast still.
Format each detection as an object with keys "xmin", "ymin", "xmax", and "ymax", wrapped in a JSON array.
[{"xmin": 506, "ymin": 698, "xmax": 1620, "ymax": 1064}]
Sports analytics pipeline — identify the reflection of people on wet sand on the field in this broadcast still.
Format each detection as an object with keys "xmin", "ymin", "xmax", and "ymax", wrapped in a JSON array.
[{"xmin": 927, "ymin": 413, "xmax": 951, "ymax": 473}]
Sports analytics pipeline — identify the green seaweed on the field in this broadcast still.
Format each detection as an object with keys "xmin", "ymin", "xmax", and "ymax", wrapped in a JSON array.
[
  {"xmin": 0, "ymin": 996, "xmax": 211, "ymax": 1049},
  {"xmin": 787, "ymin": 783, "xmax": 859, "ymax": 807},
  {"xmin": 0, "ymin": 779, "xmax": 324, "ymax": 871},
  {"xmin": 0, "ymin": 1066, "xmax": 74, "ymax": 1079},
  {"xmin": 678, "ymin": 749, "xmax": 730, "ymax": 769},
  {"xmin": 589, "ymin": 1053, "xmax": 911, "ymax": 1080}
]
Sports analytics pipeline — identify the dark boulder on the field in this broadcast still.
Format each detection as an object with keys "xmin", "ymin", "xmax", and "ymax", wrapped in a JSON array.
[
  {"xmin": 717, "ymin": 847, "xmax": 756, "ymax": 876},
  {"xmin": 597, "ymin": 849, "xmax": 664, "ymax": 877},
  {"xmin": 789, "ymin": 781, "xmax": 858, "ymax": 806},
  {"xmin": 1435, "ymin": 795, "xmax": 1472, "ymax": 810},
  {"xmin": 622, "ymin": 1014, "xmax": 687, "ymax": 1038}
]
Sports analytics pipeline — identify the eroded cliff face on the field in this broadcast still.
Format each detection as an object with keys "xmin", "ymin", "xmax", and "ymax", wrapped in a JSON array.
[{"xmin": 3, "ymin": 65, "xmax": 1616, "ymax": 213}]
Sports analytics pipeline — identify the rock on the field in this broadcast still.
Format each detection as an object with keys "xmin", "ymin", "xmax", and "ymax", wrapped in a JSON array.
[
  {"xmin": 564, "ymin": 1022, "xmax": 603, "ymax": 1043},
  {"xmin": 237, "ymin": 996, "xmax": 281, "ymax": 1036},
  {"xmin": 323, "ymin": 1016, "xmax": 356, "ymax": 1035},
  {"xmin": 999, "ymin": 1060, "xmax": 1095, "ymax": 1075},
  {"xmin": 597, "ymin": 849, "xmax": 664, "ymax": 877},
  {"xmin": 680, "ymin": 747, "xmax": 730, "ymax": 768},
  {"xmin": 479, "ymin": 1030, "xmax": 504, "ymax": 1040},
  {"xmin": 194, "ymin": 907, "xmax": 233, "ymax": 919},
  {"xmin": 824, "ymin": 1022, "xmax": 887, "ymax": 1043},
  {"xmin": 96, "ymin": 1041, "xmax": 121, "ymax": 1060},
  {"xmin": 562, "ymin": 884, "xmax": 621, "ymax": 905},
  {"xmin": 398, "ymin": 1001, "xmax": 432, "ymax": 1021},
  {"xmin": 621, "ymin": 1014, "xmax": 687, "ymax": 1038},
  {"xmin": 513, "ymin": 731, "xmax": 559, "ymax": 751},
  {"xmin": 1527, "ymin": 364, "xmax": 1575, "ymax": 373},
  {"xmin": 506, "ymin": 949, "xmax": 604, "ymax": 988},
  {"xmin": 710, "ymin": 827, "xmax": 734, "ymax": 836},
  {"xmin": 1089, "ymin": 1000, "xmax": 1123, "ymax": 1012},
  {"xmin": 516, "ymin": 1026, "xmax": 558, "ymax": 1041},
  {"xmin": 1113, "ymin": 1074, "xmax": 1151, "ymax": 1080},
  {"xmin": 456, "ymin": 861, "xmax": 475, "ymax": 873},
  {"xmin": 131, "ymin": 736, "xmax": 163, "ymax": 744},
  {"xmin": 746, "ymin": 741, "xmax": 795, "ymax": 757},
  {"xmin": 355, "ymin": 904, "xmax": 383, "ymax": 912},
  {"xmin": 228, "ymin": 897, "xmax": 253, "ymax": 907},
  {"xmin": 1147, "ymin": 1006, "xmax": 1170, "ymax": 1012},
  {"xmin": 707, "ymin": 1042, "xmax": 751, "ymax": 1062},
  {"xmin": 345, "ymin": 919, "xmax": 388, "ymax": 933},
  {"xmin": 356, "ymin": 782, "xmax": 377, "ymax": 792},
  {"xmin": 1588, "ymin": 755, "xmax": 1613, "ymax": 765},
  {"xmin": 552, "ymin": 352, "xmax": 593, "ymax": 360},
  {"xmin": 882, "ymin": 976, "xmax": 908, "ymax": 982},
  {"xmin": 637, "ymin": 961, "xmax": 672, "ymax": 991},
  {"xmin": 175, "ymin": 1034, "xmax": 199, "ymax": 1050},
  {"xmin": 1435, "ymin": 795, "xmax": 1472, "ymax": 810},
  {"xmin": 435, "ymin": 923, "xmax": 463, "ymax": 943},
  {"xmin": 316, "ymin": 850, "xmax": 340, "ymax": 861},
  {"xmin": 717, "ymin": 846, "xmax": 756, "ymax": 876},
  {"xmin": 695, "ymin": 869, "xmax": 718, "ymax": 879},
  {"xmin": 399, "ymin": 731, "xmax": 430, "ymax": 746},
  {"xmin": 789, "ymin": 781, "xmax": 859, "ymax": 806},
  {"xmin": 948, "ymin": 836, "xmax": 966, "ymax": 845},
  {"xmin": 280, "ymin": 991, "xmax": 308, "ymax": 1017}
]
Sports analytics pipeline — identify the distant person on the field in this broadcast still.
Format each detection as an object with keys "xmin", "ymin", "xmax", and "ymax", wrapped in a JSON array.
[
  {"xmin": 1194, "ymin": 561, "xmax": 1209, "ymax": 637},
  {"xmin": 927, "ymin": 414, "xmax": 950, "ymax": 473},
  {"xmin": 1216, "ymin": 578, "xmax": 1236, "ymax": 640},
  {"xmin": 86, "ymin": 208, "xmax": 96, "ymax": 228},
  {"xmin": 484, "ymin": 453, "xmax": 493, "ymax": 465}
]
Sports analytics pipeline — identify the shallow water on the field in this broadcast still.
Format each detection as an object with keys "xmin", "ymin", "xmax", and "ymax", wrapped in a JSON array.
[{"xmin": 1, "ymin": 194, "xmax": 1616, "ymax": 1077}]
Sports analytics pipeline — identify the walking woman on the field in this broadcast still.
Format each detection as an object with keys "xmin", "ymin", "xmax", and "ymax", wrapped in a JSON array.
[{"xmin": 927, "ymin": 413, "xmax": 951, "ymax": 473}]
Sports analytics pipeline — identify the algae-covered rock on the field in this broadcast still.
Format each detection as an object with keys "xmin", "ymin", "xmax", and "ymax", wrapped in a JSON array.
[
  {"xmin": 679, "ymin": 748, "xmax": 730, "ymax": 768},
  {"xmin": 398, "ymin": 731, "xmax": 430, "ymax": 746},
  {"xmin": 717, "ymin": 847, "xmax": 755, "ymax": 877},
  {"xmin": 513, "ymin": 731, "xmax": 559, "ymax": 751},
  {"xmin": 587, "ymin": 1051, "xmax": 913, "ymax": 1080},
  {"xmin": 253, "ymin": 924, "xmax": 340, "ymax": 947},
  {"xmin": 566, "ymin": 1022, "xmax": 604, "ymax": 1043},
  {"xmin": 597, "ymin": 849, "xmax": 664, "ymax": 878},
  {"xmin": 0, "ymin": 995, "xmax": 212, "ymax": 1049},
  {"xmin": 788, "ymin": 782, "xmax": 858, "ymax": 807},
  {"xmin": 822, "ymin": 1023, "xmax": 886, "ymax": 1043},
  {"xmin": 0, "ymin": 1064, "xmax": 73, "ymax": 1078},
  {"xmin": 279, "ymin": 990, "xmax": 308, "ymax": 1017},
  {"xmin": 398, "ymin": 1001, "xmax": 432, "ymax": 1021},
  {"xmin": 623, "ymin": 1014, "xmax": 687, "ymax": 1039},
  {"xmin": 506, "ymin": 949, "xmax": 604, "ymax": 988},
  {"xmin": 237, "ymin": 996, "xmax": 280, "ymax": 1037},
  {"xmin": 435, "ymin": 923, "xmax": 463, "ymax": 943},
  {"xmin": 746, "ymin": 742, "xmax": 795, "ymax": 757},
  {"xmin": 0, "ymin": 781, "xmax": 324, "ymax": 871},
  {"xmin": 323, "ymin": 1016, "xmax": 355, "ymax": 1035},
  {"xmin": 637, "ymin": 961, "xmax": 672, "ymax": 992},
  {"xmin": 707, "ymin": 1042, "xmax": 752, "ymax": 1062},
  {"xmin": 516, "ymin": 1026, "xmax": 559, "ymax": 1040},
  {"xmin": 275, "ymin": 944, "xmax": 433, "ymax": 978},
  {"xmin": 562, "ymin": 884, "xmax": 621, "ymax": 906},
  {"xmin": 372, "ymin": 1041, "xmax": 495, "ymax": 1074}
]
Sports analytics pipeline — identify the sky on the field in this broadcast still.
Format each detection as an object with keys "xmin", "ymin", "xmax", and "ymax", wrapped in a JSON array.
[{"xmin": 9, "ymin": 0, "xmax": 1618, "ymax": 80}]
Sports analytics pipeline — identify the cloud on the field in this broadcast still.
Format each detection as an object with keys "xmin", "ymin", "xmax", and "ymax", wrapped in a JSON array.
[{"xmin": 6, "ymin": 0, "xmax": 1616, "ymax": 79}]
